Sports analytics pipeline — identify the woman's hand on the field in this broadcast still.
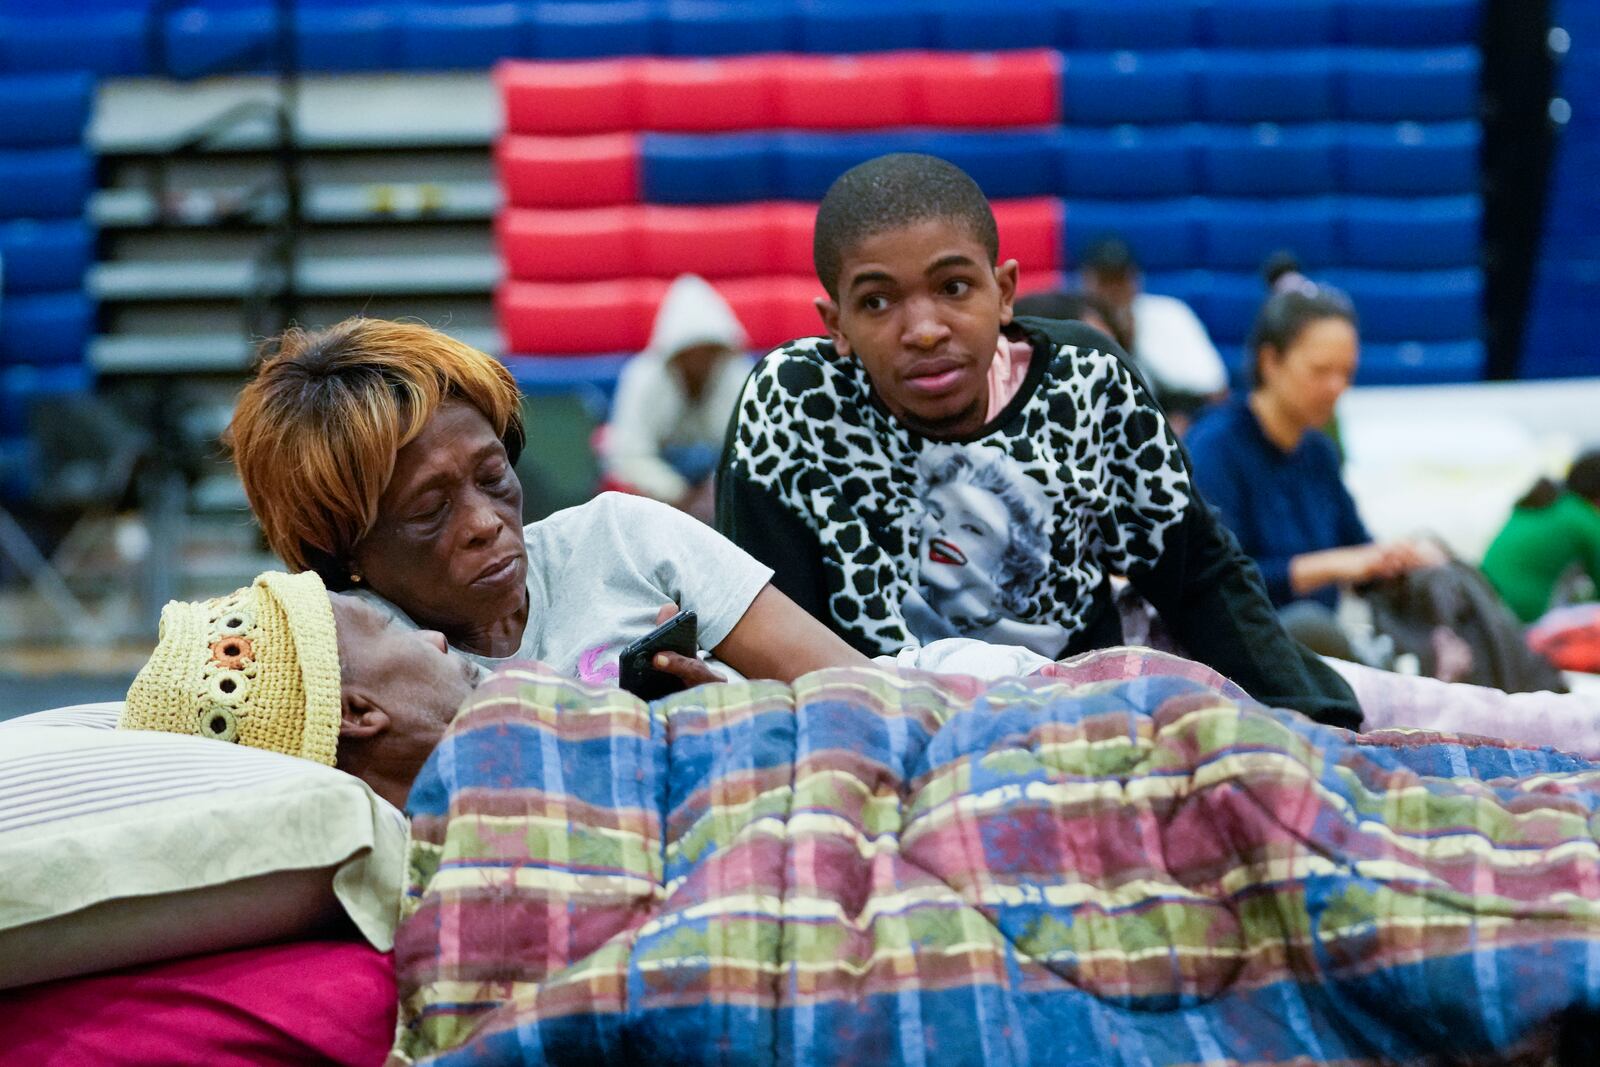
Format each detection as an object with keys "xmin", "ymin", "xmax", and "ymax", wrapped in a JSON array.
[
  {"xmin": 648, "ymin": 603, "xmax": 727, "ymax": 687},
  {"xmin": 1377, "ymin": 538, "xmax": 1447, "ymax": 575},
  {"xmin": 1290, "ymin": 540, "xmax": 1446, "ymax": 594},
  {"xmin": 1291, "ymin": 545, "xmax": 1384, "ymax": 593},
  {"xmin": 650, "ymin": 650, "xmax": 726, "ymax": 687}
]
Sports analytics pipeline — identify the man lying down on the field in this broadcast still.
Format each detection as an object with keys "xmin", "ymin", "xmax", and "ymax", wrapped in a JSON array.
[{"xmin": 123, "ymin": 571, "xmax": 1600, "ymax": 1066}]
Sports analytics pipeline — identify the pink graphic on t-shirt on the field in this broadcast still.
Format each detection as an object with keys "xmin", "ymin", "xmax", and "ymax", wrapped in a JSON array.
[{"xmin": 577, "ymin": 644, "xmax": 619, "ymax": 685}]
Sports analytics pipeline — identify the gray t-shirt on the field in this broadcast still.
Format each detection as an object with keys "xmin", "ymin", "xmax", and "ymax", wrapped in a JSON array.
[{"xmin": 351, "ymin": 493, "xmax": 772, "ymax": 684}]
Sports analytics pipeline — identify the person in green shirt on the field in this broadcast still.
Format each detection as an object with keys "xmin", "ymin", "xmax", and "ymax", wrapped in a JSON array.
[{"xmin": 1481, "ymin": 451, "xmax": 1600, "ymax": 623}]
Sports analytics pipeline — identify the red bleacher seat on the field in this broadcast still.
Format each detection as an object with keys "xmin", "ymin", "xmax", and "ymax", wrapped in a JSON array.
[
  {"xmin": 640, "ymin": 203, "xmax": 777, "ymax": 278},
  {"xmin": 498, "ymin": 199, "xmax": 1063, "ymax": 282},
  {"xmin": 992, "ymin": 198, "xmax": 1063, "ymax": 273},
  {"xmin": 777, "ymin": 55, "xmax": 915, "ymax": 129},
  {"xmin": 497, "ymin": 50, "xmax": 1063, "ymax": 135},
  {"xmin": 719, "ymin": 276, "xmax": 828, "ymax": 348},
  {"xmin": 496, "ymin": 134, "xmax": 640, "ymax": 208},
  {"xmin": 499, "ymin": 275, "xmax": 823, "ymax": 354},
  {"xmin": 1015, "ymin": 270, "xmax": 1067, "ymax": 297},
  {"xmin": 637, "ymin": 56, "xmax": 779, "ymax": 131},
  {"xmin": 918, "ymin": 51, "xmax": 1061, "ymax": 127},
  {"xmin": 768, "ymin": 202, "xmax": 818, "ymax": 275},
  {"xmin": 496, "ymin": 207, "xmax": 640, "ymax": 282},
  {"xmin": 496, "ymin": 59, "xmax": 639, "ymax": 136},
  {"xmin": 497, "ymin": 278, "xmax": 666, "ymax": 354}
]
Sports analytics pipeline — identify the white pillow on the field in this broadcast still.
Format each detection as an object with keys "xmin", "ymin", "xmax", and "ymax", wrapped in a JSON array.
[{"xmin": 0, "ymin": 703, "xmax": 408, "ymax": 989}]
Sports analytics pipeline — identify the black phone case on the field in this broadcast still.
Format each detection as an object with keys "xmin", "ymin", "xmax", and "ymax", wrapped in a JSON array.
[{"xmin": 619, "ymin": 610, "xmax": 699, "ymax": 700}]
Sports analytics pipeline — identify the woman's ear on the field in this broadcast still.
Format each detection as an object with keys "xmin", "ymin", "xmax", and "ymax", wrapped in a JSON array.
[
  {"xmin": 1256, "ymin": 344, "xmax": 1284, "ymax": 385},
  {"xmin": 339, "ymin": 690, "xmax": 391, "ymax": 740}
]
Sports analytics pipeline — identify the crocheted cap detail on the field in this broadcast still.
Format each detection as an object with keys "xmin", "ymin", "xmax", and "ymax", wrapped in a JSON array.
[{"xmin": 120, "ymin": 570, "xmax": 342, "ymax": 766}]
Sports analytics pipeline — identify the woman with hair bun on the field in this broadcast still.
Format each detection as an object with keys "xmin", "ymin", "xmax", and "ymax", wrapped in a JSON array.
[
  {"xmin": 1482, "ymin": 450, "xmax": 1600, "ymax": 623},
  {"xmin": 1183, "ymin": 257, "xmax": 1441, "ymax": 658}
]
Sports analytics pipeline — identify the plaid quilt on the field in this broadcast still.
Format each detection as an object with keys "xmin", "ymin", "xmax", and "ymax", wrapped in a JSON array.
[{"xmin": 391, "ymin": 650, "xmax": 1600, "ymax": 1066}]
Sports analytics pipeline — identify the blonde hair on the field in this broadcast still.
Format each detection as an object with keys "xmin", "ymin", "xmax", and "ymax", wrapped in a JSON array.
[{"xmin": 226, "ymin": 318, "xmax": 523, "ymax": 586}]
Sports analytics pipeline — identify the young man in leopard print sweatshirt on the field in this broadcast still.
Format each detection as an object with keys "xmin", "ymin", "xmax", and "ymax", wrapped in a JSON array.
[{"xmin": 715, "ymin": 153, "xmax": 1360, "ymax": 729}]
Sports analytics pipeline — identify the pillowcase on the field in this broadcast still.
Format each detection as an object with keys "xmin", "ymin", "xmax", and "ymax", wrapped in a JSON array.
[
  {"xmin": 0, "ymin": 702, "xmax": 408, "ymax": 989},
  {"xmin": 0, "ymin": 940, "xmax": 396, "ymax": 1067}
]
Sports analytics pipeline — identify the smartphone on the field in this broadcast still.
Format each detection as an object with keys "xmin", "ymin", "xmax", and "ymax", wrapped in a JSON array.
[{"xmin": 618, "ymin": 610, "xmax": 699, "ymax": 701}]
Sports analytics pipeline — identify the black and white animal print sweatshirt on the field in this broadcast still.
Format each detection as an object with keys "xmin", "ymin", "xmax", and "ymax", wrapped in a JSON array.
[{"xmin": 716, "ymin": 316, "xmax": 1361, "ymax": 729}]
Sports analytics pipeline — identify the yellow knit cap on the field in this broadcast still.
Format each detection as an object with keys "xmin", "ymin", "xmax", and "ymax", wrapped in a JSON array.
[{"xmin": 120, "ymin": 570, "xmax": 343, "ymax": 766}]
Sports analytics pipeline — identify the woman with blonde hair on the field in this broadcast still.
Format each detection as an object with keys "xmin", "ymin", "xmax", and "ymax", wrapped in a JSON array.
[{"xmin": 227, "ymin": 317, "xmax": 863, "ymax": 687}]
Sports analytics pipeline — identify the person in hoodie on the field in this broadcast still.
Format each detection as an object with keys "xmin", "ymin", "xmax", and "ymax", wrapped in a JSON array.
[{"xmin": 600, "ymin": 274, "xmax": 755, "ymax": 522}]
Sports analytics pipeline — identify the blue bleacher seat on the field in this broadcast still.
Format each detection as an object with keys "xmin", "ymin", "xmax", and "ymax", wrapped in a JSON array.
[
  {"xmin": 1197, "ymin": 51, "xmax": 1336, "ymax": 123},
  {"xmin": 642, "ymin": 132, "xmax": 776, "ymax": 203},
  {"xmin": 502, "ymin": 354, "xmax": 629, "ymax": 403},
  {"xmin": 300, "ymin": 6, "xmax": 400, "ymax": 71},
  {"xmin": 668, "ymin": 132, "xmax": 1058, "ymax": 202},
  {"xmin": 1203, "ymin": 0, "xmax": 1335, "ymax": 47},
  {"xmin": 0, "ymin": 10, "xmax": 149, "ymax": 77},
  {"xmin": 929, "ymin": 0, "xmax": 1063, "ymax": 50},
  {"xmin": 1340, "ymin": 196, "xmax": 1480, "ymax": 268},
  {"xmin": 0, "ymin": 363, "xmax": 92, "ymax": 442},
  {"xmin": 1338, "ymin": 121, "xmax": 1479, "ymax": 195},
  {"xmin": 0, "ymin": 73, "xmax": 92, "ymax": 148},
  {"xmin": 1141, "ymin": 268, "xmax": 1213, "ymax": 314},
  {"xmin": 1199, "ymin": 198, "xmax": 1339, "ymax": 270},
  {"xmin": 917, "ymin": 132, "xmax": 1058, "ymax": 200},
  {"xmin": 775, "ymin": 132, "xmax": 921, "ymax": 201},
  {"xmin": 0, "ymin": 148, "xmax": 92, "ymax": 220},
  {"xmin": 1560, "ymin": 63, "xmax": 1600, "ymax": 131},
  {"xmin": 162, "ymin": 4, "xmax": 276, "ymax": 79},
  {"xmin": 1538, "ymin": 178, "xmax": 1600, "ymax": 262},
  {"xmin": 297, "ymin": 5, "xmax": 401, "ymax": 73},
  {"xmin": 1522, "ymin": 262, "xmax": 1600, "ymax": 379},
  {"xmin": 1057, "ymin": 126, "xmax": 1196, "ymax": 199},
  {"xmin": 0, "ymin": 291, "xmax": 94, "ymax": 367},
  {"xmin": 1060, "ymin": 51, "xmax": 1194, "ymax": 125},
  {"xmin": 401, "ymin": 3, "xmax": 524, "ymax": 70},
  {"xmin": 1201, "ymin": 124, "xmax": 1337, "ymax": 196},
  {"xmin": 1323, "ymin": 267, "xmax": 1481, "ymax": 342},
  {"xmin": 1064, "ymin": 200, "xmax": 1202, "ymax": 272},
  {"xmin": 1338, "ymin": 0, "xmax": 1479, "ymax": 47},
  {"xmin": 1193, "ymin": 270, "xmax": 1266, "ymax": 347},
  {"xmin": 796, "ymin": 1, "xmax": 930, "ymax": 54},
  {"xmin": 0, "ymin": 219, "xmax": 92, "ymax": 293},
  {"xmin": 1338, "ymin": 48, "xmax": 1479, "ymax": 122},
  {"xmin": 1357, "ymin": 339, "xmax": 1485, "ymax": 384},
  {"xmin": 529, "ymin": 1, "xmax": 657, "ymax": 60},
  {"xmin": 1546, "ymin": 136, "xmax": 1600, "ymax": 191},
  {"xmin": 1062, "ymin": 0, "xmax": 1198, "ymax": 50},
  {"xmin": 660, "ymin": 0, "xmax": 793, "ymax": 55}
]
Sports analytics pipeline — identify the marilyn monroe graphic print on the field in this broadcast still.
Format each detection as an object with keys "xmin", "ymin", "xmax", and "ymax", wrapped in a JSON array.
[{"xmin": 899, "ymin": 444, "xmax": 1066, "ymax": 657}]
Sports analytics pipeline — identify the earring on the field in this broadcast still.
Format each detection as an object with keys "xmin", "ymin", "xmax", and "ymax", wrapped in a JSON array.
[{"xmin": 349, "ymin": 572, "xmax": 362, "ymax": 584}]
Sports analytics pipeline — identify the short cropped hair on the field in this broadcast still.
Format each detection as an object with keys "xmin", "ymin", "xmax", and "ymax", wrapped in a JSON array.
[
  {"xmin": 226, "ymin": 318, "xmax": 524, "ymax": 586},
  {"xmin": 1080, "ymin": 236, "xmax": 1138, "ymax": 277},
  {"xmin": 812, "ymin": 153, "xmax": 999, "ymax": 299}
]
